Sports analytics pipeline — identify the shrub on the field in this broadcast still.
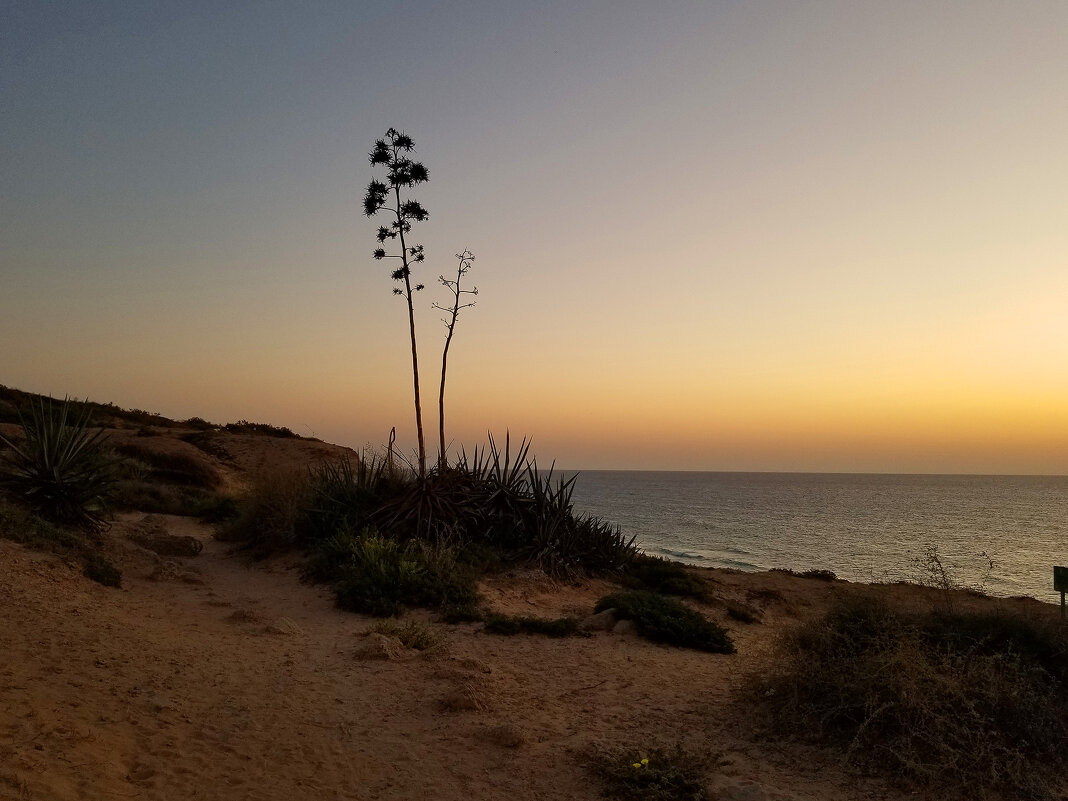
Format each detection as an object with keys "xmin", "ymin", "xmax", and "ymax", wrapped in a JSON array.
[
  {"xmin": 303, "ymin": 457, "xmax": 394, "ymax": 543},
  {"xmin": 333, "ymin": 532, "xmax": 479, "ymax": 617},
  {"xmin": 595, "ymin": 591, "xmax": 734, "ymax": 654},
  {"xmin": 0, "ymin": 396, "xmax": 115, "ymax": 529},
  {"xmin": 756, "ymin": 595, "xmax": 1068, "ymax": 799},
  {"xmin": 113, "ymin": 442, "xmax": 220, "ymax": 489},
  {"xmin": 83, "ymin": 553, "xmax": 122, "ymax": 587},
  {"xmin": 482, "ymin": 613, "xmax": 580, "ymax": 638},
  {"xmin": 622, "ymin": 554, "xmax": 707, "ymax": 600},
  {"xmin": 223, "ymin": 420, "xmax": 298, "ymax": 438},
  {"xmin": 217, "ymin": 468, "xmax": 311, "ymax": 556},
  {"xmin": 0, "ymin": 496, "xmax": 82, "ymax": 551},
  {"xmin": 589, "ymin": 743, "xmax": 711, "ymax": 801}
]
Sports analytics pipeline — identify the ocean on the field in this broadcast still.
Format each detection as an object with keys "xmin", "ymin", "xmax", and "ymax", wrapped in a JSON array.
[{"xmin": 567, "ymin": 471, "xmax": 1068, "ymax": 602}]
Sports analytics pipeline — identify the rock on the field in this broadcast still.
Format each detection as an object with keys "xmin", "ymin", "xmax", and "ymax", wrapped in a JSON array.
[
  {"xmin": 612, "ymin": 619, "xmax": 638, "ymax": 636},
  {"xmin": 581, "ymin": 608, "xmax": 618, "ymax": 631}
]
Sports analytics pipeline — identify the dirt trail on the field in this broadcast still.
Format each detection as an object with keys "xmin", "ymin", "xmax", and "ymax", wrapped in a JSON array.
[{"xmin": 2, "ymin": 514, "xmax": 909, "ymax": 800}]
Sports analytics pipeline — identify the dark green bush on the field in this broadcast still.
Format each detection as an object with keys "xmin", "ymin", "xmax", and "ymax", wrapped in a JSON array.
[
  {"xmin": 84, "ymin": 553, "xmax": 122, "ymax": 587},
  {"xmin": 757, "ymin": 595, "xmax": 1068, "ymax": 799},
  {"xmin": 482, "ymin": 613, "xmax": 580, "ymax": 638},
  {"xmin": 0, "ymin": 396, "xmax": 115, "ymax": 529},
  {"xmin": 332, "ymin": 533, "xmax": 479, "ymax": 618},
  {"xmin": 595, "ymin": 591, "xmax": 734, "ymax": 654},
  {"xmin": 589, "ymin": 743, "xmax": 710, "ymax": 801},
  {"xmin": 622, "ymin": 554, "xmax": 707, "ymax": 600}
]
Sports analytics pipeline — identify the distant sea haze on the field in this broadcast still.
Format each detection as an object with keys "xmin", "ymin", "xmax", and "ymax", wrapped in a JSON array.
[{"xmin": 567, "ymin": 471, "xmax": 1068, "ymax": 602}]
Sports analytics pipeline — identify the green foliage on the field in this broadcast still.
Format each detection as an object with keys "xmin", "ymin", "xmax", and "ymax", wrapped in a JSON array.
[
  {"xmin": 482, "ymin": 613, "xmax": 580, "ymax": 638},
  {"xmin": 0, "ymin": 396, "xmax": 115, "ymax": 529},
  {"xmin": 590, "ymin": 743, "xmax": 711, "ymax": 801},
  {"xmin": 757, "ymin": 595, "xmax": 1068, "ymax": 799},
  {"xmin": 332, "ymin": 532, "xmax": 479, "ymax": 618},
  {"xmin": 622, "ymin": 554, "xmax": 707, "ymax": 600},
  {"xmin": 303, "ymin": 456, "xmax": 392, "ymax": 542},
  {"xmin": 222, "ymin": 438, "xmax": 637, "ymax": 618},
  {"xmin": 595, "ymin": 591, "xmax": 735, "ymax": 654},
  {"xmin": 0, "ymin": 496, "xmax": 82, "ymax": 551},
  {"xmin": 83, "ymin": 553, "xmax": 122, "ymax": 587}
]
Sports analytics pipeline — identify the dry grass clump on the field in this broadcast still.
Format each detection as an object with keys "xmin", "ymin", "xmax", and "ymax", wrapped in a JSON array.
[
  {"xmin": 369, "ymin": 619, "xmax": 444, "ymax": 652},
  {"xmin": 756, "ymin": 594, "xmax": 1068, "ymax": 800}
]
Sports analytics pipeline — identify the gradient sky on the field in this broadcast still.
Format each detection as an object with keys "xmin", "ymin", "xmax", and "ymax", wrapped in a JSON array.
[{"xmin": 2, "ymin": 1, "xmax": 1067, "ymax": 473}]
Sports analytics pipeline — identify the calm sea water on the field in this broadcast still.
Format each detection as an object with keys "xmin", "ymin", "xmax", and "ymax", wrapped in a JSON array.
[{"xmin": 567, "ymin": 471, "xmax": 1068, "ymax": 602}]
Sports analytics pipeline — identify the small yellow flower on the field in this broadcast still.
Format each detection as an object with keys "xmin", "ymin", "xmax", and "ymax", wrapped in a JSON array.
[
  {"xmin": 632, "ymin": 762, "xmax": 642, "ymax": 769},
  {"xmin": 640, "ymin": 758, "xmax": 649, "ymax": 765}
]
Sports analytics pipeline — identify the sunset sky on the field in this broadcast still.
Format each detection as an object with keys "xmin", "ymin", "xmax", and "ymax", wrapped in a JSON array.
[{"xmin": 2, "ymin": 1, "xmax": 1067, "ymax": 473}]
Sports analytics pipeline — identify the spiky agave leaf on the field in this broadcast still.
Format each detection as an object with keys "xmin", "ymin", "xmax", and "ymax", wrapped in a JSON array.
[{"xmin": 0, "ymin": 396, "xmax": 114, "ymax": 529}]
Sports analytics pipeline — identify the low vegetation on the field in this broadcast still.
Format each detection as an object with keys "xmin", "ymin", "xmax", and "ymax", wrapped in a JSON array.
[
  {"xmin": 595, "ymin": 591, "xmax": 734, "ymax": 654},
  {"xmin": 589, "ymin": 743, "xmax": 711, "ymax": 801},
  {"xmin": 482, "ymin": 613, "xmax": 581, "ymax": 638},
  {"xmin": 222, "ymin": 436, "xmax": 637, "ymax": 618},
  {"xmin": 622, "ymin": 554, "xmax": 708, "ymax": 600},
  {"xmin": 756, "ymin": 594, "xmax": 1068, "ymax": 800},
  {"xmin": 330, "ymin": 532, "xmax": 479, "ymax": 618},
  {"xmin": 0, "ymin": 396, "xmax": 115, "ymax": 530}
]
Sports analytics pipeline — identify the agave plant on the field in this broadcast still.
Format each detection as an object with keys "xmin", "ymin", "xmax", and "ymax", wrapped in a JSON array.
[{"xmin": 0, "ymin": 396, "xmax": 114, "ymax": 529}]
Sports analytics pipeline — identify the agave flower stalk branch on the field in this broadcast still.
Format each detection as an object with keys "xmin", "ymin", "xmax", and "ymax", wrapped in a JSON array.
[{"xmin": 433, "ymin": 249, "xmax": 477, "ymax": 468}]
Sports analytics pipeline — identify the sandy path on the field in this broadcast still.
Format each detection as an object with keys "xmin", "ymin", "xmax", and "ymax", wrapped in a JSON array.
[{"xmin": 1, "ymin": 515, "xmax": 898, "ymax": 801}]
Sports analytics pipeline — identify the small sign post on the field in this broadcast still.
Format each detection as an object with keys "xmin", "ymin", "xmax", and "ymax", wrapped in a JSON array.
[{"xmin": 1055, "ymin": 567, "xmax": 1068, "ymax": 619}]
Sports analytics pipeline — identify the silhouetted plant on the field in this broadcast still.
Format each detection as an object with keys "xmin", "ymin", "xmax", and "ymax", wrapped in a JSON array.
[
  {"xmin": 0, "ymin": 396, "xmax": 114, "ymax": 529},
  {"xmin": 433, "ymin": 249, "xmax": 477, "ymax": 467},
  {"xmin": 365, "ymin": 128, "xmax": 432, "ymax": 477}
]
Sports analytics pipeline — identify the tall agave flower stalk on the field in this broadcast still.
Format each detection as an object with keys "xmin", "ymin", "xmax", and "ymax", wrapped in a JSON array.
[{"xmin": 0, "ymin": 396, "xmax": 114, "ymax": 529}]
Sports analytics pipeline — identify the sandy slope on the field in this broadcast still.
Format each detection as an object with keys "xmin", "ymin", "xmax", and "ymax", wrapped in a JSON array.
[{"xmin": 0, "ymin": 513, "xmax": 1056, "ymax": 801}]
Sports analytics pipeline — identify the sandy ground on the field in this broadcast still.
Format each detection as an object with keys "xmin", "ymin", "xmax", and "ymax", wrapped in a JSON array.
[{"xmin": 0, "ymin": 513, "xmax": 1059, "ymax": 801}]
